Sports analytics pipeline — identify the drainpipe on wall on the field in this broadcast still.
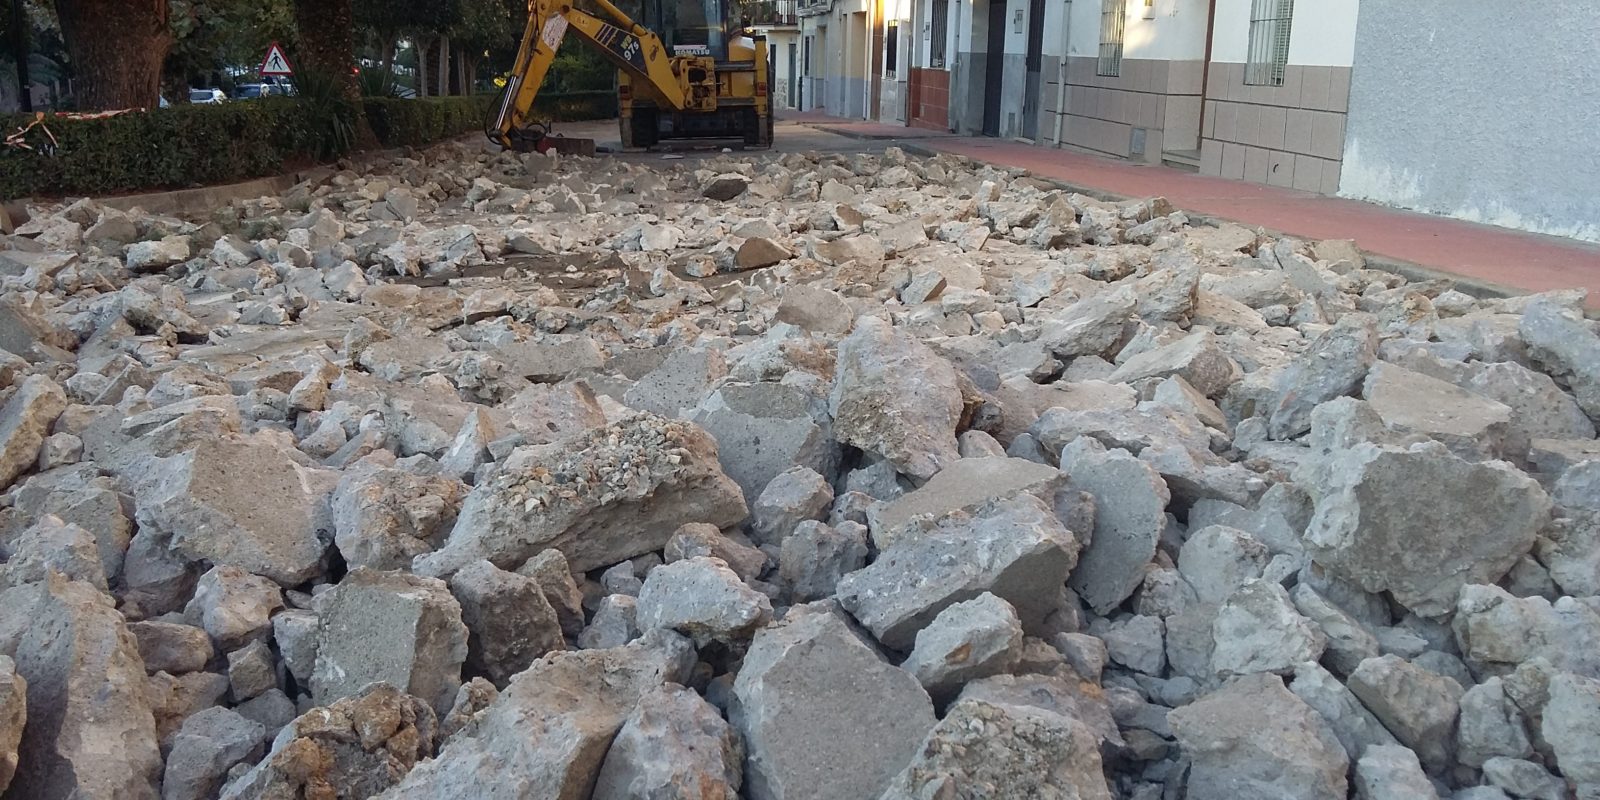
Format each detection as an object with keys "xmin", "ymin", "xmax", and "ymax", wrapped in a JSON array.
[
  {"xmin": 864, "ymin": 0, "xmax": 874, "ymax": 119},
  {"xmin": 1198, "ymin": 0, "xmax": 1217, "ymax": 141},
  {"xmin": 947, "ymin": 0, "xmax": 960, "ymax": 131},
  {"xmin": 1052, "ymin": 0, "xmax": 1071, "ymax": 145}
]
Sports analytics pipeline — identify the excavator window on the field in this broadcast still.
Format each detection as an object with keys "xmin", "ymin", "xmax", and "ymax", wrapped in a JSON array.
[{"xmin": 633, "ymin": 0, "xmax": 733, "ymax": 60}]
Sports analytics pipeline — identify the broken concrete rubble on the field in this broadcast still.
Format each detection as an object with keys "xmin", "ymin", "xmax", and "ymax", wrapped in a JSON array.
[
  {"xmin": 312, "ymin": 567, "xmax": 468, "ymax": 718},
  {"xmin": 1304, "ymin": 442, "xmax": 1551, "ymax": 617},
  {"xmin": 1169, "ymin": 674, "xmax": 1349, "ymax": 800},
  {"xmin": 448, "ymin": 559, "xmax": 564, "ymax": 686},
  {"xmin": 830, "ymin": 316, "xmax": 964, "ymax": 482},
  {"xmin": 416, "ymin": 413, "xmax": 747, "ymax": 576},
  {"xmin": 836, "ymin": 494, "xmax": 1078, "ymax": 650},
  {"xmin": 0, "ymin": 573, "xmax": 163, "ymax": 800},
  {"xmin": 379, "ymin": 631, "xmax": 694, "ymax": 798},
  {"xmin": 2, "ymin": 140, "xmax": 1597, "ymax": 800},
  {"xmin": 879, "ymin": 698, "xmax": 1112, "ymax": 800},
  {"xmin": 221, "ymin": 683, "xmax": 437, "ymax": 800},
  {"xmin": 732, "ymin": 602, "xmax": 935, "ymax": 800}
]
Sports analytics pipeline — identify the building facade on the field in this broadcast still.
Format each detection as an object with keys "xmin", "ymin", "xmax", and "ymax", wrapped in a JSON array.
[
  {"xmin": 747, "ymin": 0, "xmax": 805, "ymax": 110},
  {"xmin": 792, "ymin": 0, "xmax": 1593, "ymax": 242},
  {"xmin": 1339, "ymin": 0, "xmax": 1600, "ymax": 242}
]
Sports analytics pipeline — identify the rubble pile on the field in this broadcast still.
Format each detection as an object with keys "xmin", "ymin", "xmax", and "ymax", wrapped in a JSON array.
[{"xmin": 0, "ymin": 138, "xmax": 1598, "ymax": 799}]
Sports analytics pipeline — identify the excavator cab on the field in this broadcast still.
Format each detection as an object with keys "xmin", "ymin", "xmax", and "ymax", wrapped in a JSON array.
[
  {"xmin": 489, "ymin": 0, "xmax": 772, "ymax": 152},
  {"xmin": 621, "ymin": 0, "xmax": 772, "ymax": 147}
]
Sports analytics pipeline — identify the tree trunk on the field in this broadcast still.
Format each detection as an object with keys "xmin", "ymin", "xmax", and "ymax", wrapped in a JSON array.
[
  {"xmin": 456, "ymin": 49, "xmax": 468, "ymax": 95},
  {"xmin": 292, "ymin": 0, "xmax": 358, "ymax": 96},
  {"xmin": 291, "ymin": 0, "xmax": 373, "ymax": 143},
  {"xmin": 380, "ymin": 32, "xmax": 398, "ymax": 76},
  {"xmin": 437, "ymin": 34, "xmax": 450, "ymax": 97},
  {"xmin": 415, "ymin": 38, "xmax": 429, "ymax": 97},
  {"xmin": 53, "ymin": 0, "xmax": 171, "ymax": 110}
]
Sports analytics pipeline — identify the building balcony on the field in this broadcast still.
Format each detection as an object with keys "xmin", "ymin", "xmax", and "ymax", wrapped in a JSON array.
[{"xmin": 744, "ymin": 0, "xmax": 801, "ymax": 25}]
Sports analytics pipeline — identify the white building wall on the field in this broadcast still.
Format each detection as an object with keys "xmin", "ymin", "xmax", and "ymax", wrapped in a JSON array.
[
  {"xmin": 759, "ymin": 30, "xmax": 803, "ymax": 109},
  {"xmin": 1062, "ymin": 0, "xmax": 1207, "ymax": 59},
  {"xmin": 1199, "ymin": 0, "xmax": 1358, "ymax": 192},
  {"xmin": 1340, "ymin": 0, "xmax": 1600, "ymax": 241},
  {"xmin": 1210, "ymin": 0, "xmax": 1357, "ymax": 66},
  {"xmin": 1055, "ymin": 0, "xmax": 1207, "ymax": 158}
]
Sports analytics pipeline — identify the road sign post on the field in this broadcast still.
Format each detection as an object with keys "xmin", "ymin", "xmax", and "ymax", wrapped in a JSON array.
[{"xmin": 260, "ymin": 42, "xmax": 295, "ymax": 77}]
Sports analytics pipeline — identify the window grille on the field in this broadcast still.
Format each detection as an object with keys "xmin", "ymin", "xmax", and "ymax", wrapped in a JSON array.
[
  {"xmin": 1245, "ymin": 0, "xmax": 1294, "ymax": 86},
  {"xmin": 1097, "ymin": 1, "xmax": 1126, "ymax": 77},
  {"xmin": 885, "ymin": 21, "xmax": 899, "ymax": 78},
  {"xmin": 930, "ymin": 0, "xmax": 948, "ymax": 68}
]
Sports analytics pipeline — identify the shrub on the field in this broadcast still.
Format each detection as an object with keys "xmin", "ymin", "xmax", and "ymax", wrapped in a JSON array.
[
  {"xmin": 0, "ymin": 88, "xmax": 619, "ymax": 200},
  {"xmin": 0, "ymin": 100, "xmax": 324, "ymax": 199},
  {"xmin": 0, "ymin": 94, "xmax": 503, "ymax": 200},
  {"xmin": 363, "ymin": 95, "xmax": 497, "ymax": 149}
]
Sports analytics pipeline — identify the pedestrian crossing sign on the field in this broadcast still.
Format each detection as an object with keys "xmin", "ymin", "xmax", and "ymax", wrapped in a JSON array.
[{"xmin": 260, "ymin": 43, "xmax": 295, "ymax": 76}]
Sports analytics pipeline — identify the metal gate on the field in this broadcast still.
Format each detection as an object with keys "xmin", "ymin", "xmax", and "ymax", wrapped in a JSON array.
[
  {"xmin": 1021, "ymin": 0, "xmax": 1046, "ymax": 139},
  {"xmin": 982, "ymin": 0, "xmax": 1007, "ymax": 136}
]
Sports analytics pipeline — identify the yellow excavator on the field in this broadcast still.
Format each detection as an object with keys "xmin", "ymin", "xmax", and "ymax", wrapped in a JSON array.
[{"xmin": 489, "ymin": 0, "xmax": 773, "ymax": 151}]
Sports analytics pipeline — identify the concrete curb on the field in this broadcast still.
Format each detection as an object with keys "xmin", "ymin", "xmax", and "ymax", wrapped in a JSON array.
[
  {"xmin": 902, "ymin": 141, "xmax": 1530, "ymax": 303},
  {"xmin": 98, "ymin": 173, "xmax": 311, "ymax": 217}
]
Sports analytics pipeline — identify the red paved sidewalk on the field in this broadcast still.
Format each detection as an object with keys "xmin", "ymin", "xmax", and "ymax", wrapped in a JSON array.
[{"xmin": 792, "ymin": 113, "xmax": 1600, "ymax": 309}]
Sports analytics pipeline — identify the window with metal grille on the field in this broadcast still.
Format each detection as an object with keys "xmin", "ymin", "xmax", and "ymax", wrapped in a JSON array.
[
  {"xmin": 885, "ymin": 21, "xmax": 899, "ymax": 78},
  {"xmin": 930, "ymin": 0, "xmax": 949, "ymax": 68},
  {"xmin": 1097, "ymin": 1, "xmax": 1126, "ymax": 77},
  {"xmin": 1245, "ymin": 0, "xmax": 1294, "ymax": 86}
]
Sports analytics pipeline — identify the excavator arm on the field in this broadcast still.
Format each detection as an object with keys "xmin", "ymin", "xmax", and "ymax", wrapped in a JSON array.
[{"xmin": 490, "ymin": 0, "xmax": 694, "ymax": 149}]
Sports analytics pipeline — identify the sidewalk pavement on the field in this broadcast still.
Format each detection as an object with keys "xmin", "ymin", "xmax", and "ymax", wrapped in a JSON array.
[
  {"xmin": 787, "ymin": 110, "xmax": 956, "ymax": 140},
  {"xmin": 790, "ymin": 113, "xmax": 1600, "ymax": 309}
]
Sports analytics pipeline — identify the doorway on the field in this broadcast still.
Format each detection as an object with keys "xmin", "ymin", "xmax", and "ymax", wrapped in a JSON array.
[
  {"xmin": 1021, "ymin": 0, "xmax": 1045, "ymax": 139},
  {"xmin": 982, "ymin": 0, "xmax": 1007, "ymax": 136},
  {"xmin": 850, "ymin": 12, "xmax": 868, "ymax": 118},
  {"xmin": 788, "ymin": 42, "xmax": 797, "ymax": 110}
]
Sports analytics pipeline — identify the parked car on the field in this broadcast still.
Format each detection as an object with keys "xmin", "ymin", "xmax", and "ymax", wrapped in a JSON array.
[
  {"xmin": 189, "ymin": 88, "xmax": 227, "ymax": 104},
  {"xmin": 235, "ymin": 83, "xmax": 292, "ymax": 99}
]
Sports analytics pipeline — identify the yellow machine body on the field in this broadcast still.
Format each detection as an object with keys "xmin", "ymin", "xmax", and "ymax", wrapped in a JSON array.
[{"xmin": 491, "ymin": 0, "xmax": 772, "ymax": 150}]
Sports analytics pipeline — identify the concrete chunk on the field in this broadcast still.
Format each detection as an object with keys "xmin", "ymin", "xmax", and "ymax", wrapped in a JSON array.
[
  {"xmin": 636, "ymin": 556, "xmax": 773, "ymax": 646},
  {"xmin": 449, "ymin": 560, "xmax": 564, "ymax": 686},
  {"xmin": 836, "ymin": 494, "xmax": 1078, "ymax": 650},
  {"xmin": 417, "ymin": 413, "xmax": 747, "ymax": 576},
  {"xmin": 1169, "ymin": 673, "xmax": 1349, "ymax": 800},
  {"xmin": 379, "ymin": 631, "xmax": 695, "ymax": 798},
  {"xmin": 866, "ymin": 456, "xmax": 1063, "ymax": 550},
  {"xmin": 0, "ymin": 574, "xmax": 163, "ymax": 800},
  {"xmin": 830, "ymin": 316, "xmax": 964, "ymax": 482},
  {"xmin": 1363, "ymin": 361, "xmax": 1513, "ymax": 457},
  {"xmin": 900, "ymin": 592, "xmax": 1024, "ymax": 700},
  {"xmin": 312, "ymin": 568, "xmax": 468, "ymax": 718},
  {"xmin": 1061, "ymin": 440, "xmax": 1171, "ymax": 614},
  {"xmin": 1305, "ymin": 442, "xmax": 1550, "ymax": 617},
  {"xmin": 879, "ymin": 699, "xmax": 1112, "ymax": 800},
  {"xmin": 132, "ymin": 436, "xmax": 338, "ymax": 585},
  {"xmin": 0, "ymin": 374, "xmax": 67, "ymax": 491},
  {"xmin": 731, "ymin": 603, "xmax": 936, "ymax": 800},
  {"xmin": 592, "ymin": 684, "xmax": 743, "ymax": 800},
  {"xmin": 1346, "ymin": 654, "xmax": 1464, "ymax": 774}
]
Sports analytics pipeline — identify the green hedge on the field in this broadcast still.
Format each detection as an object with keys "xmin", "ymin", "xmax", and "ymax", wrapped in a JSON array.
[
  {"xmin": 0, "ymin": 95, "xmax": 501, "ymax": 200},
  {"xmin": 0, "ymin": 99, "xmax": 322, "ymax": 199},
  {"xmin": 364, "ymin": 95, "xmax": 496, "ymax": 149}
]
